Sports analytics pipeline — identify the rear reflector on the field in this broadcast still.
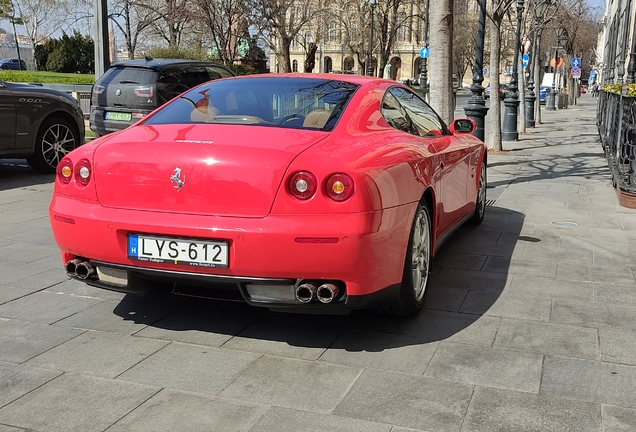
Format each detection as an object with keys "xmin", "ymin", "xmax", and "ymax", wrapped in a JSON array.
[
  {"xmin": 53, "ymin": 215, "xmax": 76, "ymax": 224},
  {"xmin": 294, "ymin": 237, "xmax": 339, "ymax": 244}
]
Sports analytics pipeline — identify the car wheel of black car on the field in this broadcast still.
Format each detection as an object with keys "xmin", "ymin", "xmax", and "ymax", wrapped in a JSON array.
[
  {"xmin": 378, "ymin": 202, "xmax": 432, "ymax": 317},
  {"xmin": 27, "ymin": 117, "xmax": 80, "ymax": 174},
  {"xmin": 468, "ymin": 159, "xmax": 487, "ymax": 225}
]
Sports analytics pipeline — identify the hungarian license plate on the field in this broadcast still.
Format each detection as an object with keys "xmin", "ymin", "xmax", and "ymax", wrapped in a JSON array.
[
  {"xmin": 105, "ymin": 111, "xmax": 132, "ymax": 121},
  {"xmin": 128, "ymin": 234, "xmax": 229, "ymax": 268}
]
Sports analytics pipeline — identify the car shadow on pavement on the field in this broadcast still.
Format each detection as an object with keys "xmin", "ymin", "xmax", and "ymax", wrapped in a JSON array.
[
  {"xmin": 113, "ymin": 206, "xmax": 524, "ymax": 352},
  {"xmin": 0, "ymin": 160, "xmax": 54, "ymax": 191}
]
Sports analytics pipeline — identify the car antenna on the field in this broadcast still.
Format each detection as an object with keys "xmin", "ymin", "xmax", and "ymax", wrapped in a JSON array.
[{"xmin": 144, "ymin": 54, "xmax": 153, "ymax": 62}]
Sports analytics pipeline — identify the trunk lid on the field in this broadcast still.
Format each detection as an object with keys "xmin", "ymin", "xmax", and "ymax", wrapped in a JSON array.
[{"xmin": 93, "ymin": 124, "xmax": 328, "ymax": 217}]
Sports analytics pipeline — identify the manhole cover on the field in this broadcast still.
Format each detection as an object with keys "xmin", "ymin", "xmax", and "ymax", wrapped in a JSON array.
[{"xmin": 551, "ymin": 221, "xmax": 580, "ymax": 227}]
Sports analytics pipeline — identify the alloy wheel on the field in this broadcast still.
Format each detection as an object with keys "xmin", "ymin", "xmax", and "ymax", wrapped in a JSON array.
[
  {"xmin": 41, "ymin": 123, "xmax": 76, "ymax": 168},
  {"xmin": 411, "ymin": 209, "xmax": 431, "ymax": 302}
]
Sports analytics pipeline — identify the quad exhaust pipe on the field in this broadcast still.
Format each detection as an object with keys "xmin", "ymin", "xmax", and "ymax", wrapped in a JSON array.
[
  {"xmin": 65, "ymin": 259, "xmax": 96, "ymax": 280},
  {"xmin": 295, "ymin": 281, "xmax": 342, "ymax": 304}
]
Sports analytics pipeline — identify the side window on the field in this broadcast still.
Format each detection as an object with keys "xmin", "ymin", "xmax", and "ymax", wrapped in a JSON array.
[
  {"xmin": 380, "ymin": 91, "xmax": 412, "ymax": 134},
  {"xmin": 205, "ymin": 66, "xmax": 233, "ymax": 79},
  {"xmin": 390, "ymin": 87, "xmax": 445, "ymax": 137}
]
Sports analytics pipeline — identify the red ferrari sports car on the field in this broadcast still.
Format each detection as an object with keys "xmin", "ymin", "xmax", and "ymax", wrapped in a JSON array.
[{"xmin": 50, "ymin": 74, "xmax": 486, "ymax": 316}]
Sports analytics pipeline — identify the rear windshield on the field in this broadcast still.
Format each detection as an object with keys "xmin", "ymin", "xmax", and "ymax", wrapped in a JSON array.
[
  {"xmin": 143, "ymin": 77, "xmax": 360, "ymax": 132},
  {"xmin": 97, "ymin": 67, "xmax": 159, "ymax": 86}
]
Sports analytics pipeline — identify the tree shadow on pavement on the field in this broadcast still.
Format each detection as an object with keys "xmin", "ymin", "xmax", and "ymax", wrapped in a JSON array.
[{"xmin": 113, "ymin": 207, "xmax": 526, "ymax": 352}]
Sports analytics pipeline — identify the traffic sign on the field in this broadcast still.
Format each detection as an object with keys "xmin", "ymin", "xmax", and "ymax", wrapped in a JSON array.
[
  {"xmin": 483, "ymin": 68, "xmax": 488, "ymax": 76},
  {"xmin": 571, "ymin": 66, "xmax": 581, "ymax": 78},
  {"xmin": 522, "ymin": 54, "xmax": 530, "ymax": 68},
  {"xmin": 571, "ymin": 58, "xmax": 581, "ymax": 68},
  {"xmin": 419, "ymin": 47, "xmax": 430, "ymax": 59},
  {"xmin": 589, "ymin": 70, "xmax": 597, "ymax": 83}
]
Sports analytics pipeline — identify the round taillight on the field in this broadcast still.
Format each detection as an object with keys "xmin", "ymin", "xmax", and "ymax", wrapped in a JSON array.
[
  {"xmin": 325, "ymin": 173, "xmax": 354, "ymax": 201},
  {"xmin": 74, "ymin": 159, "xmax": 92, "ymax": 186},
  {"xmin": 288, "ymin": 171, "xmax": 317, "ymax": 200},
  {"xmin": 57, "ymin": 159, "xmax": 73, "ymax": 184}
]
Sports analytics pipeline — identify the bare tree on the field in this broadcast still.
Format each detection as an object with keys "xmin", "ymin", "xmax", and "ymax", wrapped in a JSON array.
[
  {"xmin": 13, "ymin": 0, "xmax": 72, "ymax": 48},
  {"xmin": 196, "ymin": 0, "xmax": 249, "ymax": 64},
  {"xmin": 137, "ymin": 0, "xmax": 192, "ymax": 47},
  {"xmin": 110, "ymin": 0, "xmax": 156, "ymax": 59},
  {"xmin": 429, "ymin": 0, "xmax": 453, "ymax": 124},
  {"xmin": 486, "ymin": 0, "xmax": 515, "ymax": 151},
  {"xmin": 453, "ymin": 0, "xmax": 479, "ymax": 84},
  {"xmin": 252, "ymin": 0, "xmax": 319, "ymax": 73}
]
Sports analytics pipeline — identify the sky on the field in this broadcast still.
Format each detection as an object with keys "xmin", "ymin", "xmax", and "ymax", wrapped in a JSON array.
[{"xmin": 586, "ymin": 0, "xmax": 606, "ymax": 13}]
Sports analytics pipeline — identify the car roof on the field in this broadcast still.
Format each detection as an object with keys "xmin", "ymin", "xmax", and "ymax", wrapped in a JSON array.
[
  {"xmin": 223, "ymin": 72, "xmax": 385, "ymax": 86},
  {"xmin": 108, "ymin": 59, "xmax": 230, "ymax": 70}
]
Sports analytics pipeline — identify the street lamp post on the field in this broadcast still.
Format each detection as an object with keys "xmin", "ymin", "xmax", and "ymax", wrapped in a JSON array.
[
  {"xmin": 502, "ymin": 0, "xmax": 525, "ymax": 141},
  {"xmin": 463, "ymin": 0, "xmax": 489, "ymax": 141},
  {"xmin": 419, "ymin": 0, "xmax": 430, "ymax": 100},
  {"xmin": 367, "ymin": 0, "xmax": 378, "ymax": 77},
  {"xmin": 547, "ymin": 27, "xmax": 568, "ymax": 111},
  {"xmin": 627, "ymin": 12, "xmax": 636, "ymax": 84}
]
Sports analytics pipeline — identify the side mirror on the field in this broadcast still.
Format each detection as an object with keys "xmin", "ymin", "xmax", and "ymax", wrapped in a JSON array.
[{"xmin": 450, "ymin": 118, "xmax": 476, "ymax": 134}]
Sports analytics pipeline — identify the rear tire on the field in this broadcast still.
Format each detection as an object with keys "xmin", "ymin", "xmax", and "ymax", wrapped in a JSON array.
[
  {"xmin": 27, "ymin": 117, "xmax": 80, "ymax": 174},
  {"xmin": 377, "ymin": 202, "xmax": 432, "ymax": 317},
  {"xmin": 468, "ymin": 158, "xmax": 486, "ymax": 225}
]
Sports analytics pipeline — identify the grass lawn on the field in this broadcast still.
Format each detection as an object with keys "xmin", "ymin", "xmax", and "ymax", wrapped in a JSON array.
[{"xmin": 0, "ymin": 70, "xmax": 94, "ymax": 84}]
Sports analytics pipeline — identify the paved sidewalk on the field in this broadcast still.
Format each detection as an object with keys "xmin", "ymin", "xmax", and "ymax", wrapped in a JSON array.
[{"xmin": 0, "ymin": 95, "xmax": 635, "ymax": 431}]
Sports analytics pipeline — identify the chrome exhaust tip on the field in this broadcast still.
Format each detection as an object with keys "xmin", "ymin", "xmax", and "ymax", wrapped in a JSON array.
[
  {"xmin": 65, "ymin": 259, "xmax": 81, "ymax": 277},
  {"xmin": 295, "ymin": 282, "xmax": 318, "ymax": 303},
  {"xmin": 316, "ymin": 283, "xmax": 339, "ymax": 304},
  {"xmin": 75, "ymin": 261, "xmax": 95, "ymax": 280}
]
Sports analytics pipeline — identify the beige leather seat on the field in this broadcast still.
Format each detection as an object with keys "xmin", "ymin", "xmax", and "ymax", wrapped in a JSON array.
[
  {"xmin": 190, "ymin": 104, "xmax": 221, "ymax": 122},
  {"xmin": 302, "ymin": 109, "xmax": 332, "ymax": 129}
]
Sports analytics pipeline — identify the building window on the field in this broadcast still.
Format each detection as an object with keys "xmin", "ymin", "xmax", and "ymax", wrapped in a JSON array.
[
  {"xmin": 293, "ymin": 60, "xmax": 298, "ymax": 72},
  {"xmin": 397, "ymin": 25, "xmax": 407, "ymax": 42},
  {"xmin": 328, "ymin": 22, "xmax": 337, "ymax": 43},
  {"xmin": 305, "ymin": 31, "xmax": 312, "ymax": 44}
]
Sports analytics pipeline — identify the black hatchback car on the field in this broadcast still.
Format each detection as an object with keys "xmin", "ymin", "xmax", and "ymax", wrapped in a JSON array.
[{"xmin": 90, "ymin": 59, "xmax": 235, "ymax": 136}]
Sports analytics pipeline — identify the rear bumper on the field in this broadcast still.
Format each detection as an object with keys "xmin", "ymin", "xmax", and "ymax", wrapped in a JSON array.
[{"xmin": 50, "ymin": 194, "xmax": 415, "ymax": 309}]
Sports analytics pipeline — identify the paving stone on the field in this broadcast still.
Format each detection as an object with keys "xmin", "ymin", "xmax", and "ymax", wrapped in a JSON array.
[
  {"xmin": 119, "ymin": 342, "xmax": 259, "ymax": 395},
  {"xmin": 0, "ymin": 242, "xmax": 58, "ymax": 263},
  {"xmin": 333, "ymin": 369, "xmax": 472, "ymax": 432},
  {"xmin": 0, "ymin": 318, "xmax": 84, "ymax": 364},
  {"xmin": 223, "ymin": 319, "xmax": 342, "ymax": 361},
  {"xmin": 482, "ymin": 256, "xmax": 557, "ymax": 277},
  {"xmin": 540, "ymin": 356, "xmax": 636, "ymax": 408},
  {"xmin": 424, "ymin": 342, "xmax": 543, "ymax": 393},
  {"xmin": 429, "ymin": 268, "xmax": 512, "ymax": 292},
  {"xmin": 0, "ymin": 425, "xmax": 26, "ymax": 431},
  {"xmin": 0, "ymin": 292, "xmax": 101, "ymax": 324},
  {"xmin": 8, "ymin": 267, "xmax": 71, "ymax": 291},
  {"xmin": 248, "ymin": 406, "xmax": 391, "ymax": 432},
  {"xmin": 43, "ymin": 279, "xmax": 129, "ymax": 301},
  {"xmin": 462, "ymin": 386, "xmax": 602, "ymax": 432},
  {"xmin": 25, "ymin": 330, "xmax": 168, "ymax": 378},
  {"xmin": 432, "ymin": 252, "xmax": 487, "ymax": 271},
  {"xmin": 135, "ymin": 308, "xmax": 257, "ymax": 348},
  {"xmin": 0, "ymin": 362, "xmax": 61, "ymax": 408},
  {"xmin": 54, "ymin": 299, "xmax": 175, "ymax": 335},
  {"xmin": 0, "ymin": 286, "xmax": 34, "ymax": 306},
  {"xmin": 318, "ymin": 328, "xmax": 438, "ymax": 374},
  {"xmin": 219, "ymin": 355, "xmax": 361, "ymax": 413},
  {"xmin": 594, "ymin": 284, "xmax": 636, "ymax": 308},
  {"xmin": 551, "ymin": 299, "xmax": 636, "ymax": 330},
  {"xmin": 424, "ymin": 286, "xmax": 468, "ymax": 312},
  {"xmin": 460, "ymin": 291, "xmax": 552, "ymax": 322},
  {"xmin": 493, "ymin": 319, "xmax": 599, "ymax": 360},
  {"xmin": 0, "ymin": 373, "xmax": 158, "ymax": 432},
  {"xmin": 505, "ymin": 275, "xmax": 594, "ymax": 301},
  {"xmin": 398, "ymin": 310, "xmax": 500, "ymax": 347},
  {"xmin": 108, "ymin": 389, "xmax": 268, "ymax": 432},
  {"xmin": 556, "ymin": 264, "xmax": 635, "ymax": 284},
  {"xmin": 599, "ymin": 328, "xmax": 636, "ymax": 366},
  {"xmin": 601, "ymin": 405, "xmax": 636, "ymax": 432}
]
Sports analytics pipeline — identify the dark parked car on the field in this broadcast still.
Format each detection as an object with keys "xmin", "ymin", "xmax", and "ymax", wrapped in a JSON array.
[
  {"xmin": 0, "ymin": 80, "xmax": 85, "ymax": 173},
  {"xmin": 0, "ymin": 59, "xmax": 27, "ymax": 70},
  {"xmin": 90, "ymin": 59, "xmax": 235, "ymax": 136}
]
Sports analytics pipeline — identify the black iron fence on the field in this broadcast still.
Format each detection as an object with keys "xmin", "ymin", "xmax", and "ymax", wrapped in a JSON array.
[{"xmin": 598, "ymin": 90, "xmax": 636, "ymax": 195}]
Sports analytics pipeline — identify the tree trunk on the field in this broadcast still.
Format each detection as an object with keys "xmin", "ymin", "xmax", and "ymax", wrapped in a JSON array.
[
  {"xmin": 429, "ymin": 0, "xmax": 454, "ymax": 125},
  {"xmin": 487, "ymin": 18, "xmax": 502, "ymax": 151},
  {"xmin": 278, "ymin": 38, "xmax": 292, "ymax": 73},
  {"xmin": 533, "ymin": 30, "xmax": 542, "ymax": 124}
]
